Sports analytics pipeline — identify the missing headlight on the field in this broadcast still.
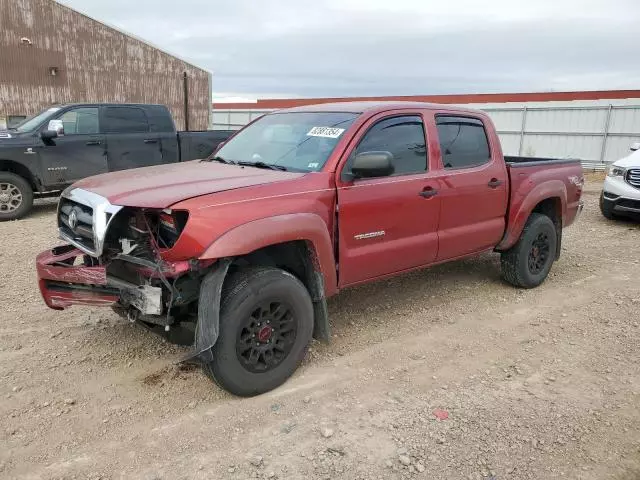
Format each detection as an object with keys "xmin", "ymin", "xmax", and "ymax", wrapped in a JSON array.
[{"xmin": 156, "ymin": 210, "xmax": 189, "ymax": 249}]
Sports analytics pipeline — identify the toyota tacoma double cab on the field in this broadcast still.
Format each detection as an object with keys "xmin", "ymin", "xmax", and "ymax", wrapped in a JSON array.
[
  {"xmin": 0, "ymin": 103, "xmax": 233, "ymax": 220},
  {"xmin": 36, "ymin": 102, "xmax": 584, "ymax": 396}
]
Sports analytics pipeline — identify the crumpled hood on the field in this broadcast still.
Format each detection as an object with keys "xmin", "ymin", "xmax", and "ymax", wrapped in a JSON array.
[
  {"xmin": 72, "ymin": 160, "xmax": 305, "ymax": 208},
  {"xmin": 613, "ymin": 149, "xmax": 640, "ymax": 168}
]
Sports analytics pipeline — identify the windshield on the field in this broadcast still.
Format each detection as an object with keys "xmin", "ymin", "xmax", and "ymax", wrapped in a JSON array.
[
  {"xmin": 13, "ymin": 107, "xmax": 61, "ymax": 133},
  {"xmin": 214, "ymin": 112, "xmax": 359, "ymax": 172}
]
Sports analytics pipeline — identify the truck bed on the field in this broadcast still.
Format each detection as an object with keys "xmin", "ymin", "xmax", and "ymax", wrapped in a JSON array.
[
  {"xmin": 500, "ymin": 156, "xmax": 583, "ymax": 251},
  {"xmin": 504, "ymin": 155, "xmax": 580, "ymax": 167}
]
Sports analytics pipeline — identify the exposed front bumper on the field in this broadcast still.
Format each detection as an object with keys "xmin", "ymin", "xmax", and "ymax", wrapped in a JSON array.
[
  {"xmin": 36, "ymin": 245, "xmax": 120, "ymax": 310},
  {"xmin": 36, "ymin": 244, "xmax": 231, "ymax": 364},
  {"xmin": 36, "ymin": 245, "xmax": 175, "ymax": 313},
  {"xmin": 37, "ymin": 244, "xmax": 200, "ymax": 314}
]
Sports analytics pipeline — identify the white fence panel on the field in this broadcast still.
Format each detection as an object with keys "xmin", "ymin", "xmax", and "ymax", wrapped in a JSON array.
[
  {"xmin": 496, "ymin": 133, "xmax": 521, "ymax": 155},
  {"xmin": 522, "ymin": 134, "xmax": 602, "ymax": 160},
  {"xmin": 524, "ymin": 108, "xmax": 608, "ymax": 134},
  {"xmin": 609, "ymin": 108, "xmax": 640, "ymax": 134},
  {"xmin": 485, "ymin": 109, "xmax": 523, "ymax": 132}
]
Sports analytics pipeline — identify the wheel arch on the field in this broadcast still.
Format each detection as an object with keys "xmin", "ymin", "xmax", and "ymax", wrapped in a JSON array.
[
  {"xmin": 198, "ymin": 214, "xmax": 336, "ymax": 343},
  {"xmin": 498, "ymin": 180, "xmax": 567, "ymax": 254},
  {"xmin": 0, "ymin": 159, "xmax": 41, "ymax": 192},
  {"xmin": 199, "ymin": 213, "xmax": 337, "ymax": 297}
]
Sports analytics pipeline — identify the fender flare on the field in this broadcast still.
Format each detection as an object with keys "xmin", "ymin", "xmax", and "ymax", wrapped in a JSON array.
[
  {"xmin": 0, "ymin": 158, "xmax": 42, "ymax": 192},
  {"xmin": 497, "ymin": 180, "xmax": 567, "ymax": 251},
  {"xmin": 199, "ymin": 213, "xmax": 338, "ymax": 296}
]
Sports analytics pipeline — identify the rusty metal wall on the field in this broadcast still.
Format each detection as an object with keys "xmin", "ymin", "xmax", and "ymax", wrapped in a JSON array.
[{"xmin": 0, "ymin": 0, "xmax": 211, "ymax": 130}]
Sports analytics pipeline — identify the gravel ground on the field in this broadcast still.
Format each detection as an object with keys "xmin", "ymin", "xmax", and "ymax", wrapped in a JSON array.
[{"xmin": 1, "ymin": 177, "xmax": 639, "ymax": 480}]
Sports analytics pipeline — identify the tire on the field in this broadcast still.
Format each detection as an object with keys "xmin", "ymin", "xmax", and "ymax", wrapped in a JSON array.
[
  {"xmin": 0, "ymin": 172, "xmax": 34, "ymax": 221},
  {"xmin": 599, "ymin": 193, "xmax": 618, "ymax": 220},
  {"xmin": 203, "ymin": 266, "xmax": 314, "ymax": 397},
  {"xmin": 501, "ymin": 213, "xmax": 558, "ymax": 289}
]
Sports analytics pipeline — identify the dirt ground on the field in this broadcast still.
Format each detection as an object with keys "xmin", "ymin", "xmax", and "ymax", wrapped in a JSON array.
[{"xmin": 1, "ymin": 176, "xmax": 639, "ymax": 480}]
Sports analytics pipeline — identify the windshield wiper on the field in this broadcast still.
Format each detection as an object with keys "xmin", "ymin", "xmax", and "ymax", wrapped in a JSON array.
[
  {"xmin": 238, "ymin": 161, "xmax": 288, "ymax": 171},
  {"xmin": 205, "ymin": 155, "xmax": 237, "ymax": 165}
]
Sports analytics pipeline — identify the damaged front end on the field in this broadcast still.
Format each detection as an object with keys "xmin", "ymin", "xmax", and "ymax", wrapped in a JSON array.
[{"xmin": 36, "ymin": 188, "xmax": 225, "ymax": 362}]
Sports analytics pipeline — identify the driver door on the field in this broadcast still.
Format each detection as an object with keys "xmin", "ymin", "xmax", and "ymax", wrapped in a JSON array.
[
  {"xmin": 336, "ymin": 112, "xmax": 441, "ymax": 287},
  {"xmin": 39, "ymin": 106, "xmax": 108, "ymax": 188}
]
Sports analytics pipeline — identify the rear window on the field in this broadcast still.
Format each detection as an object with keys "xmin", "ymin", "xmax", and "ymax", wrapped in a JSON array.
[
  {"xmin": 103, "ymin": 107, "xmax": 149, "ymax": 134},
  {"xmin": 436, "ymin": 116, "xmax": 490, "ymax": 169}
]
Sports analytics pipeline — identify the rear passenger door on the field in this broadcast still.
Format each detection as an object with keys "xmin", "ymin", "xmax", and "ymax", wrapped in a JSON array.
[
  {"xmin": 102, "ymin": 106, "xmax": 165, "ymax": 172},
  {"xmin": 434, "ymin": 115, "xmax": 508, "ymax": 260}
]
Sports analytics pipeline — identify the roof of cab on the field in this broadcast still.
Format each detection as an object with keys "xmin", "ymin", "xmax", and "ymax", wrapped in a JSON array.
[
  {"xmin": 56, "ymin": 103, "xmax": 166, "ymax": 108},
  {"xmin": 277, "ymin": 101, "xmax": 483, "ymax": 116}
]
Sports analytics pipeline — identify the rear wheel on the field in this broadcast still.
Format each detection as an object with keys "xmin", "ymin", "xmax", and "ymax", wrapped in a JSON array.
[
  {"xmin": 501, "ymin": 213, "xmax": 557, "ymax": 288},
  {"xmin": 0, "ymin": 172, "xmax": 33, "ymax": 221},
  {"xmin": 203, "ymin": 266, "xmax": 314, "ymax": 397}
]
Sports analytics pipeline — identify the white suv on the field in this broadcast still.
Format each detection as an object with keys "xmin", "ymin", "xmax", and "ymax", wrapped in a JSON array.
[{"xmin": 600, "ymin": 142, "xmax": 640, "ymax": 220}]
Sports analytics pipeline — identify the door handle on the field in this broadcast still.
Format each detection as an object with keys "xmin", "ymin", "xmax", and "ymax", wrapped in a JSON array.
[
  {"xmin": 419, "ymin": 187, "xmax": 438, "ymax": 198},
  {"xmin": 488, "ymin": 178, "xmax": 503, "ymax": 188},
  {"xmin": 85, "ymin": 140, "xmax": 102, "ymax": 146},
  {"xmin": 143, "ymin": 139, "xmax": 158, "ymax": 144}
]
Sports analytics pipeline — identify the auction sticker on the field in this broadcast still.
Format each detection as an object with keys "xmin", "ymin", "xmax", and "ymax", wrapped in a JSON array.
[{"xmin": 307, "ymin": 126, "xmax": 345, "ymax": 138}]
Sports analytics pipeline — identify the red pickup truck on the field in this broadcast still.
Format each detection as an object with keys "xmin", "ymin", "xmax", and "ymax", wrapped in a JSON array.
[{"xmin": 36, "ymin": 102, "xmax": 583, "ymax": 396}]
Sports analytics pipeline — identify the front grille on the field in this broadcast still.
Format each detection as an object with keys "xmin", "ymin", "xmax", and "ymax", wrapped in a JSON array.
[
  {"xmin": 626, "ymin": 169, "xmax": 640, "ymax": 189},
  {"xmin": 59, "ymin": 198, "xmax": 95, "ymax": 252}
]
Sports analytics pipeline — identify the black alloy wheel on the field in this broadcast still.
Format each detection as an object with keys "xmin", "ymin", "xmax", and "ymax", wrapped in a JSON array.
[
  {"xmin": 236, "ymin": 301, "xmax": 298, "ymax": 373},
  {"xmin": 528, "ymin": 232, "xmax": 551, "ymax": 275}
]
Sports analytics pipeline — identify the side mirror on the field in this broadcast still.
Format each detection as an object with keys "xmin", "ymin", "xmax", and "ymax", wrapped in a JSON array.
[
  {"xmin": 351, "ymin": 151, "xmax": 394, "ymax": 178},
  {"xmin": 45, "ymin": 119, "xmax": 64, "ymax": 137},
  {"xmin": 41, "ymin": 130, "xmax": 58, "ymax": 141},
  {"xmin": 630, "ymin": 142, "xmax": 640, "ymax": 152}
]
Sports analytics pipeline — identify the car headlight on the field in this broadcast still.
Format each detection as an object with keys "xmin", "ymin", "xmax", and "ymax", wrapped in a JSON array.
[{"xmin": 607, "ymin": 165, "xmax": 627, "ymax": 177}]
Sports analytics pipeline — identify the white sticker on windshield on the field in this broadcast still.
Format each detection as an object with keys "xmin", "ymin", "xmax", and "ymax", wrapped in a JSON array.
[
  {"xmin": 308, "ymin": 162, "xmax": 320, "ymax": 169},
  {"xmin": 306, "ymin": 126, "xmax": 345, "ymax": 138}
]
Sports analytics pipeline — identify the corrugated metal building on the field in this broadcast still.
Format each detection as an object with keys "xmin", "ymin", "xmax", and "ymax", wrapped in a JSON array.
[
  {"xmin": 212, "ymin": 90, "xmax": 640, "ymax": 167},
  {"xmin": 0, "ymin": 0, "xmax": 211, "ymax": 130}
]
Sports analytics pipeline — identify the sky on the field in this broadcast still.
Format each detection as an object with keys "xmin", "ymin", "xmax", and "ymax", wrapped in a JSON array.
[{"xmin": 58, "ymin": 0, "xmax": 640, "ymax": 102}]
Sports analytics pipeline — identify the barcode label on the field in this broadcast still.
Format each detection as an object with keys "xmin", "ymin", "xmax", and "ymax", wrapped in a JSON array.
[{"xmin": 306, "ymin": 126, "xmax": 345, "ymax": 138}]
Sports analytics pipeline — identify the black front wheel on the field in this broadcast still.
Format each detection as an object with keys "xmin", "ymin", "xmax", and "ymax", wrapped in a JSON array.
[
  {"xmin": 501, "ymin": 213, "xmax": 558, "ymax": 289},
  {"xmin": 203, "ymin": 266, "xmax": 314, "ymax": 397}
]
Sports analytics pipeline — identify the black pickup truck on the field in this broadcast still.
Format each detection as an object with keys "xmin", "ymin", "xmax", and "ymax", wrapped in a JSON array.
[{"xmin": 0, "ymin": 103, "xmax": 234, "ymax": 220}]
